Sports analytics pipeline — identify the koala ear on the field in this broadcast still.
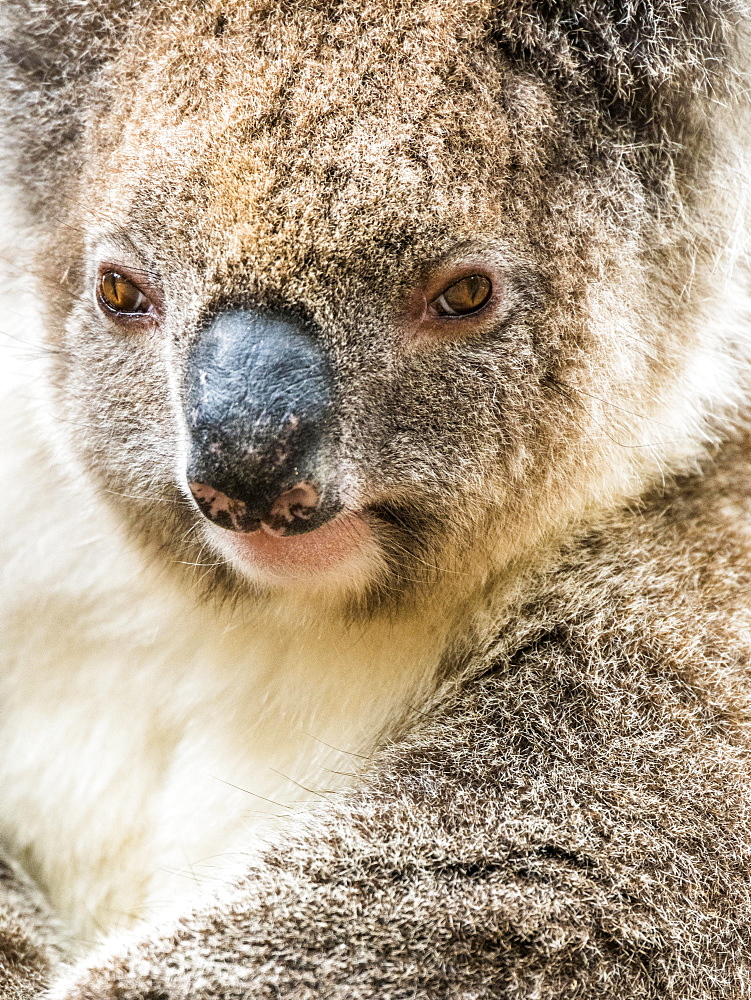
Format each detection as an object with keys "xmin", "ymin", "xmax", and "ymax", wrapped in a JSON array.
[
  {"xmin": 0, "ymin": 1, "xmax": 141, "ymax": 211},
  {"xmin": 490, "ymin": 1, "xmax": 743, "ymax": 123}
]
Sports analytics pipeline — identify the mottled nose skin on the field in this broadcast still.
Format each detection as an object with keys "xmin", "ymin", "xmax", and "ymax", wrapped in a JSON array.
[{"xmin": 183, "ymin": 311, "xmax": 339, "ymax": 535}]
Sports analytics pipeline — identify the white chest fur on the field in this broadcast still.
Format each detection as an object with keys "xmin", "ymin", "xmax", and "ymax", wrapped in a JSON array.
[{"xmin": 0, "ymin": 427, "xmax": 444, "ymax": 942}]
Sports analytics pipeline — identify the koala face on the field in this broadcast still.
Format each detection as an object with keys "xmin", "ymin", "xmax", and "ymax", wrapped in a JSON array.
[{"xmin": 30, "ymin": 1, "xmax": 741, "ymax": 612}]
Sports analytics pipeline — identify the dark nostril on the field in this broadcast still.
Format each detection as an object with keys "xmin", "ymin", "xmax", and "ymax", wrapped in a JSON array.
[
  {"xmin": 188, "ymin": 481, "xmax": 260, "ymax": 533},
  {"xmin": 263, "ymin": 482, "xmax": 320, "ymax": 536},
  {"xmin": 189, "ymin": 480, "xmax": 322, "ymax": 536}
]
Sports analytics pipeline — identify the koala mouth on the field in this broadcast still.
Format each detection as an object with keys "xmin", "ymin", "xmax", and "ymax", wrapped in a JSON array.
[{"xmin": 209, "ymin": 509, "xmax": 376, "ymax": 581}]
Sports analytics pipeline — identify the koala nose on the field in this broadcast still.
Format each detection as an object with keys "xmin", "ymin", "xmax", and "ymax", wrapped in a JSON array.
[{"xmin": 183, "ymin": 311, "xmax": 339, "ymax": 535}]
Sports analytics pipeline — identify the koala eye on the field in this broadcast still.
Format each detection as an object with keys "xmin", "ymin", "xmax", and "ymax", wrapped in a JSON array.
[
  {"xmin": 98, "ymin": 270, "xmax": 153, "ymax": 317},
  {"xmin": 434, "ymin": 275, "xmax": 492, "ymax": 317}
]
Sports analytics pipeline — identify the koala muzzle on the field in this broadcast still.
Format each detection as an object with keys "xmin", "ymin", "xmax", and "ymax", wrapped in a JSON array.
[{"xmin": 183, "ymin": 311, "xmax": 338, "ymax": 536}]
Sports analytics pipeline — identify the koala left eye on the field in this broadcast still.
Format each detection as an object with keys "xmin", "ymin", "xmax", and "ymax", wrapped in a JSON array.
[
  {"xmin": 434, "ymin": 275, "xmax": 492, "ymax": 317},
  {"xmin": 97, "ymin": 269, "xmax": 154, "ymax": 318}
]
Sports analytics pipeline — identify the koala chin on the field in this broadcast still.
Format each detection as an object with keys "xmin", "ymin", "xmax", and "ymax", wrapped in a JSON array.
[{"xmin": 2, "ymin": 2, "xmax": 751, "ymax": 998}]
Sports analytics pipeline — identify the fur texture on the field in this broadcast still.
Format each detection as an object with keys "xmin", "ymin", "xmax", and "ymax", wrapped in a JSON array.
[
  {"xmin": 46, "ymin": 436, "xmax": 751, "ymax": 997},
  {"xmin": 1, "ymin": 1, "xmax": 751, "ymax": 997},
  {"xmin": 0, "ymin": 849, "xmax": 66, "ymax": 999}
]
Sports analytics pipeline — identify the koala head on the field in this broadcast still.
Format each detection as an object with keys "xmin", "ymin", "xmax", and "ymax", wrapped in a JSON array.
[{"xmin": 2, "ymin": 0, "xmax": 749, "ymax": 615}]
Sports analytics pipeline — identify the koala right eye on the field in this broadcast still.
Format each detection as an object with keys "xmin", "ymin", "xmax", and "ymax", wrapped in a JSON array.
[
  {"xmin": 434, "ymin": 275, "xmax": 492, "ymax": 317},
  {"xmin": 97, "ymin": 270, "xmax": 154, "ymax": 318}
]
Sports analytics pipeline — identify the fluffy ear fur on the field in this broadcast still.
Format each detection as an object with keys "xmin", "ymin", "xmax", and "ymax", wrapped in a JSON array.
[
  {"xmin": 488, "ymin": 1, "xmax": 750, "ymax": 204},
  {"xmin": 0, "ymin": 1, "xmax": 142, "ymax": 213},
  {"xmin": 491, "ymin": 1, "xmax": 745, "ymax": 106}
]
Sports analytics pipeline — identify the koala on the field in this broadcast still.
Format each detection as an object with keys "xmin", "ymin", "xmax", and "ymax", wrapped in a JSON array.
[{"xmin": 1, "ymin": 0, "xmax": 751, "ymax": 996}]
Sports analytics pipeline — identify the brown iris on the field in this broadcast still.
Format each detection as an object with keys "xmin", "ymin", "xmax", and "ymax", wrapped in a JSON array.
[
  {"xmin": 99, "ymin": 271, "xmax": 152, "ymax": 315},
  {"xmin": 434, "ymin": 274, "xmax": 492, "ymax": 317}
]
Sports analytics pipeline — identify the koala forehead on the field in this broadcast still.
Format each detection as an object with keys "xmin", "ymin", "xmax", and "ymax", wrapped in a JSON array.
[{"xmin": 84, "ymin": 0, "xmax": 560, "ymax": 297}]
